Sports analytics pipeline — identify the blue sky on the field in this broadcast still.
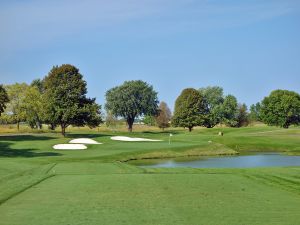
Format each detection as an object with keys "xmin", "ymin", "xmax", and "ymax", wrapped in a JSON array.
[{"xmin": 0, "ymin": 0, "xmax": 299, "ymax": 111}]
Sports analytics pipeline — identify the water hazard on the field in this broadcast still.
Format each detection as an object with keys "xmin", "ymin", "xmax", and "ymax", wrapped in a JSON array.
[{"xmin": 134, "ymin": 152, "xmax": 300, "ymax": 168}]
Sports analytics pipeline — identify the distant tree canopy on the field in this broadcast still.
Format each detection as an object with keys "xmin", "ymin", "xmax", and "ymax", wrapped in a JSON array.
[
  {"xmin": 249, "ymin": 102, "xmax": 262, "ymax": 122},
  {"xmin": 3, "ymin": 82, "xmax": 45, "ymax": 129},
  {"xmin": 43, "ymin": 64, "xmax": 102, "ymax": 136},
  {"xmin": 172, "ymin": 88, "xmax": 208, "ymax": 132},
  {"xmin": 260, "ymin": 90, "xmax": 300, "ymax": 128},
  {"xmin": 23, "ymin": 86, "xmax": 44, "ymax": 129},
  {"xmin": 105, "ymin": 80, "xmax": 159, "ymax": 132},
  {"xmin": 105, "ymin": 111, "xmax": 118, "ymax": 129},
  {"xmin": 4, "ymin": 73, "xmax": 300, "ymax": 132},
  {"xmin": 199, "ymin": 86, "xmax": 224, "ymax": 128},
  {"xmin": 221, "ymin": 94, "xmax": 239, "ymax": 127},
  {"xmin": 236, "ymin": 103, "xmax": 249, "ymax": 127},
  {"xmin": 5, "ymin": 83, "xmax": 29, "ymax": 130},
  {"xmin": 0, "ymin": 85, "xmax": 9, "ymax": 116},
  {"xmin": 198, "ymin": 86, "xmax": 246, "ymax": 128},
  {"xmin": 31, "ymin": 79, "xmax": 44, "ymax": 93},
  {"xmin": 155, "ymin": 101, "xmax": 172, "ymax": 130},
  {"xmin": 143, "ymin": 115, "xmax": 156, "ymax": 126}
]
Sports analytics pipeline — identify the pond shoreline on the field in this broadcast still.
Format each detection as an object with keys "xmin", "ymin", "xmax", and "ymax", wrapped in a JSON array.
[
  {"xmin": 132, "ymin": 152, "xmax": 300, "ymax": 168},
  {"xmin": 120, "ymin": 150, "xmax": 239, "ymax": 163}
]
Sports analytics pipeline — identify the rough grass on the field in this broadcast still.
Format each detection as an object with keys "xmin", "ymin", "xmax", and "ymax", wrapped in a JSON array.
[
  {"xmin": 0, "ymin": 123, "xmax": 165, "ymax": 134},
  {"xmin": 1, "ymin": 125, "xmax": 300, "ymax": 225}
]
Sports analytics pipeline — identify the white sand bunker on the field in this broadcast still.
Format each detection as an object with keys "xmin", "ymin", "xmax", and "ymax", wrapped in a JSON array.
[
  {"xmin": 53, "ymin": 138, "xmax": 101, "ymax": 150},
  {"xmin": 69, "ymin": 138, "xmax": 102, "ymax": 145},
  {"xmin": 111, "ymin": 136, "xmax": 161, "ymax": 142},
  {"xmin": 53, "ymin": 144, "xmax": 87, "ymax": 150}
]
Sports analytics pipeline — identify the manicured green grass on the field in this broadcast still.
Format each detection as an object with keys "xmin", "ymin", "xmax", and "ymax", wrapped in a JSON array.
[{"xmin": 0, "ymin": 126, "xmax": 300, "ymax": 225}]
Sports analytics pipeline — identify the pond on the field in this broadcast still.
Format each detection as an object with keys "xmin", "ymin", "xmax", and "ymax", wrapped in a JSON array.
[{"xmin": 133, "ymin": 152, "xmax": 300, "ymax": 168}]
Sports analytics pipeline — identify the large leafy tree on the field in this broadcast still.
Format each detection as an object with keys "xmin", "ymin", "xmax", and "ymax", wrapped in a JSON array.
[
  {"xmin": 105, "ymin": 80, "xmax": 159, "ymax": 132},
  {"xmin": 221, "ymin": 94, "xmax": 238, "ymax": 127},
  {"xmin": 5, "ymin": 83, "xmax": 29, "ymax": 130},
  {"xmin": 260, "ymin": 90, "xmax": 300, "ymax": 128},
  {"xmin": 172, "ymin": 88, "xmax": 208, "ymax": 132},
  {"xmin": 199, "ymin": 86, "xmax": 224, "ymax": 128},
  {"xmin": 0, "ymin": 85, "xmax": 9, "ymax": 116},
  {"xmin": 43, "ymin": 64, "xmax": 102, "ymax": 136},
  {"xmin": 155, "ymin": 101, "xmax": 172, "ymax": 130}
]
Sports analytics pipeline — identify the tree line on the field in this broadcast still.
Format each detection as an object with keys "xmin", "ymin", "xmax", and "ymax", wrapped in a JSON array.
[
  {"xmin": 0, "ymin": 64, "xmax": 300, "ymax": 135},
  {"xmin": 0, "ymin": 65, "xmax": 101, "ymax": 136}
]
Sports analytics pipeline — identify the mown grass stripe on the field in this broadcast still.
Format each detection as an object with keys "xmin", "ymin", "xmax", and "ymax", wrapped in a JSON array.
[{"xmin": 0, "ymin": 174, "xmax": 55, "ymax": 206}]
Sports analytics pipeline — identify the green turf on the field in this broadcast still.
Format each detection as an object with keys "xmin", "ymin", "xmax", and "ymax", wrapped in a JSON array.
[{"xmin": 0, "ymin": 126, "xmax": 300, "ymax": 225}]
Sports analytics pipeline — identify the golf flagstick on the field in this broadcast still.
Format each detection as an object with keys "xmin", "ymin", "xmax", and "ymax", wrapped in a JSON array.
[{"xmin": 169, "ymin": 133, "xmax": 173, "ymax": 145}]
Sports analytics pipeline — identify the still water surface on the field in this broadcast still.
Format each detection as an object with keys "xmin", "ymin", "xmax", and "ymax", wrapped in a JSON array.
[{"xmin": 135, "ymin": 152, "xmax": 300, "ymax": 168}]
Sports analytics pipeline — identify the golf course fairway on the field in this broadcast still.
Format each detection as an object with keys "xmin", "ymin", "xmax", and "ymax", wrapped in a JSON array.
[{"xmin": 1, "ymin": 126, "xmax": 300, "ymax": 225}]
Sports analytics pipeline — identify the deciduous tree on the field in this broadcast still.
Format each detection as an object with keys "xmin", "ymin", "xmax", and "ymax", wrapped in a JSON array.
[
  {"xmin": 199, "ymin": 86, "xmax": 224, "ymax": 128},
  {"xmin": 172, "ymin": 88, "xmax": 207, "ymax": 132},
  {"xmin": 143, "ymin": 115, "xmax": 156, "ymax": 126},
  {"xmin": 236, "ymin": 103, "xmax": 249, "ymax": 127},
  {"xmin": 105, "ymin": 80, "xmax": 159, "ymax": 132},
  {"xmin": 5, "ymin": 83, "xmax": 29, "ymax": 130},
  {"xmin": 31, "ymin": 79, "xmax": 44, "ymax": 93},
  {"xmin": 105, "ymin": 111, "xmax": 118, "ymax": 129},
  {"xmin": 43, "ymin": 64, "xmax": 102, "ymax": 136},
  {"xmin": 23, "ymin": 86, "xmax": 44, "ymax": 129},
  {"xmin": 249, "ymin": 103, "xmax": 261, "ymax": 122},
  {"xmin": 221, "ymin": 95, "xmax": 238, "ymax": 127},
  {"xmin": 155, "ymin": 101, "xmax": 172, "ymax": 130},
  {"xmin": 0, "ymin": 85, "xmax": 9, "ymax": 116},
  {"xmin": 260, "ymin": 90, "xmax": 300, "ymax": 128}
]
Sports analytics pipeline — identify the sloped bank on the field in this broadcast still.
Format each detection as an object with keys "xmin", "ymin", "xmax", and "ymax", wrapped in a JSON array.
[{"xmin": 119, "ymin": 144, "xmax": 238, "ymax": 163}]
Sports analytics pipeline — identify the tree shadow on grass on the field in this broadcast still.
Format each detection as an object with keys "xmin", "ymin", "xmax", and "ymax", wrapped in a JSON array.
[
  {"xmin": 0, "ymin": 134, "xmax": 56, "ymax": 142},
  {"xmin": 65, "ymin": 133, "xmax": 112, "ymax": 139},
  {"xmin": 0, "ymin": 135, "xmax": 62, "ymax": 158},
  {"xmin": 142, "ymin": 130, "xmax": 181, "ymax": 135}
]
